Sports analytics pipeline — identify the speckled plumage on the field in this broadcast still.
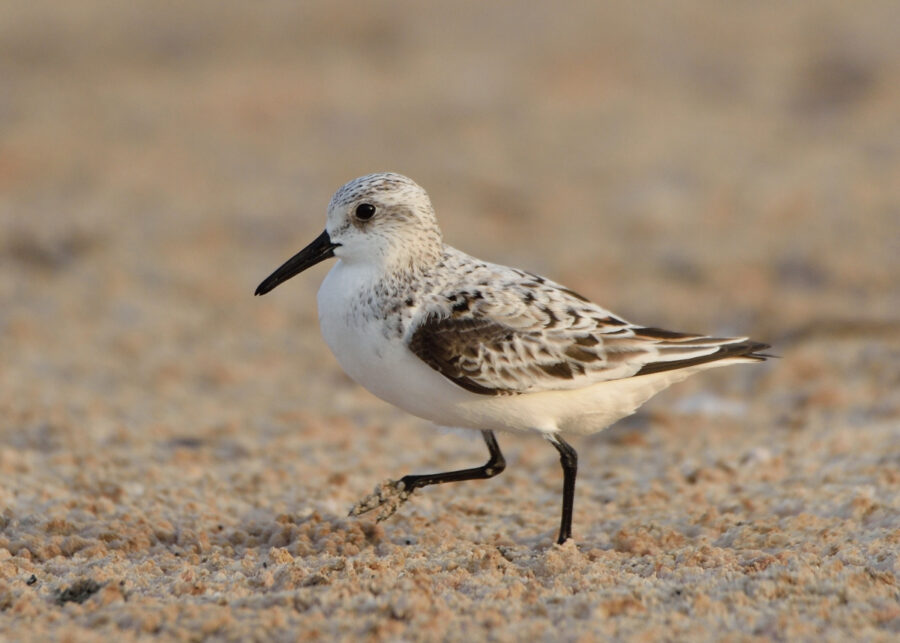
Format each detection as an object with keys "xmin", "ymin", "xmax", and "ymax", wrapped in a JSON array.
[
  {"xmin": 405, "ymin": 248, "xmax": 766, "ymax": 396},
  {"xmin": 255, "ymin": 172, "xmax": 769, "ymax": 543},
  {"xmin": 308, "ymin": 173, "xmax": 767, "ymax": 417}
]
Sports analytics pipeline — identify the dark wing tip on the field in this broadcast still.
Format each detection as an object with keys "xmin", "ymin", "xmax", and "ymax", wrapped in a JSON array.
[
  {"xmin": 636, "ymin": 339, "xmax": 772, "ymax": 376},
  {"xmin": 743, "ymin": 341, "xmax": 773, "ymax": 360}
]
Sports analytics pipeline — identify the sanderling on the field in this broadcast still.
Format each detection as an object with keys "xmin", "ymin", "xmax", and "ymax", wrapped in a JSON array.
[{"xmin": 255, "ymin": 172, "xmax": 769, "ymax": 545}]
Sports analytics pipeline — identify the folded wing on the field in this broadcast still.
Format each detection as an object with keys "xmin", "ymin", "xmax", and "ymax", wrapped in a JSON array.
[{"xmin": 407, "ymin": 274, "xmax": 768, "ymax": 396}]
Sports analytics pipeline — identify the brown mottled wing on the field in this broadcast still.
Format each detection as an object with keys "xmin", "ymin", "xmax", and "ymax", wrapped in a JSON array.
[
  {"xmin": 408, "ymin": 315, "xmax": 524, "ymax": 395},
  {"xmin": 407, "ymin": 287, "xmax": 769, "ymax": 396}
]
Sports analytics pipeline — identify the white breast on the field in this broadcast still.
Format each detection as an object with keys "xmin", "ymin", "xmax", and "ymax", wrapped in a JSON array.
[{"xmin": 317, "ymin": 261, "xmax": 475, "ymax": 426}]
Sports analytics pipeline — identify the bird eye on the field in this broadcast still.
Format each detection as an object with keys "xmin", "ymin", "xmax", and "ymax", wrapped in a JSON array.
[{"xmin": 355, "ymin": 203, "xmax": 376, "ymax": 220}]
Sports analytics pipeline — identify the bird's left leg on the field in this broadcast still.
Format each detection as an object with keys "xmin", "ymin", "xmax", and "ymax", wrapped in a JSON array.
[{"xmin": 349, "ymin": 430, "xmax": 506, "ymax": 522}]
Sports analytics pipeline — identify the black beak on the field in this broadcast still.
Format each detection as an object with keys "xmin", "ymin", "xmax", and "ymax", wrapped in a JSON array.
[{"xmin": 254, "ymin": 230, "xmax": 339, "ymax": 296}]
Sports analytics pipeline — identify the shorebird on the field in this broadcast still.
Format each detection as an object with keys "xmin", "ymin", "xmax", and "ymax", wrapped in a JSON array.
[{"xmin": 255, "ymin": 172, "xmax": 769, "ymax": 544}]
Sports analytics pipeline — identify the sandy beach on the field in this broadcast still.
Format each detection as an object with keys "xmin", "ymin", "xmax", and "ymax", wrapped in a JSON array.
[{"xmin": 1, "ymin": 1, "xmax": 898, "ymax": 640}]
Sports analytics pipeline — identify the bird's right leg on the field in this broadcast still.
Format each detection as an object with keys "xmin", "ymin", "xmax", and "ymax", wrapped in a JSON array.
[{"xmin": 546, "ymin": 433, "xmax": 578, "ymax": 545}]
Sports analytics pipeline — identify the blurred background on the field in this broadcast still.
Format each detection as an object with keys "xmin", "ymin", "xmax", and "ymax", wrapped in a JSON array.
[
  {"xmin": 1, "ymin": 1, "xmax": 899, "ymax": 637},
  {"xmin": 2, "ymin": 0, "xmax": 897, "ymax": 435}
]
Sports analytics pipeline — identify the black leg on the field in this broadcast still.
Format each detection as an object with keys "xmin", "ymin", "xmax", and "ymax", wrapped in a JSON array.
[
  {"xmin": 398, "ymin": 430, "xmax": 506, "ymax": 491},
  {"xmin": 547, "ymin": 434, "xmax": 578, "ymax": 544},
  {"xmin": 349, "ymin": 431, "xmax": 506, "ymax": 522}
]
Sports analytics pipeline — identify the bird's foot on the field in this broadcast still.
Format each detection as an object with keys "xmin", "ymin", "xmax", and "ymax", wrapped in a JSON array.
[{"xmin": 348, "ymin": 479, "xmax": 413, "ymax": 522}]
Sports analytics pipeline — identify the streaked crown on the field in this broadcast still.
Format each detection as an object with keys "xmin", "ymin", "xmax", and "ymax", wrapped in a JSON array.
[{"xmin": 326, "ymin": 173, "xmax": 443, "ymax": 269}]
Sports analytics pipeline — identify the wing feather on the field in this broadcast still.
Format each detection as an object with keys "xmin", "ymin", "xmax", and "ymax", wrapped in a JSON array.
[{"xmin": 406, "ymin": 267, "xmax": 769, "ymax": 396}]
